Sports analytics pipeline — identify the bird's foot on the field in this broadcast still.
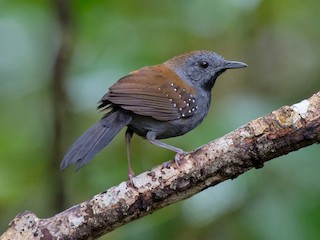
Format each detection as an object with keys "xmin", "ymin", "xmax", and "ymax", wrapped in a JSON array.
[
  {"xmin": 161, "ymin": 151, "xmax": 188, "ymax": 169},
  {"xmin": 174, "ymin": 151, "xmax": 189, "ymax": 167},
  {"xmin": 162, "ymin": 161, "xmax": 171, "ymax": 168}
]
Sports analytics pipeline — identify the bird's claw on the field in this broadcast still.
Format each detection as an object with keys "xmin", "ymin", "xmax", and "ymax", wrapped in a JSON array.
[
  {"xmin": 162, "ymin": 161, "xmax": 171, "ymax": 168},
  {"xmin": 161, "ymin": 152, "xmax": 187, "ymax": 169},
  {"xmin": 174, "ymin": 151, "xmax": 189, "ymax": 167}
]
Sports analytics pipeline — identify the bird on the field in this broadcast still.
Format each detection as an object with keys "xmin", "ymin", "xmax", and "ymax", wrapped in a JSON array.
[{"xmin": 60, "ymin": 50, "xmax": 247, "ymax": 180}]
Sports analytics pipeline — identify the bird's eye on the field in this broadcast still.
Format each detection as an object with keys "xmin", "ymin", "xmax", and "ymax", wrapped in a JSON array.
[{"xmin": 199, "ymin": 61, "xmax": 209, "ymax": 68}]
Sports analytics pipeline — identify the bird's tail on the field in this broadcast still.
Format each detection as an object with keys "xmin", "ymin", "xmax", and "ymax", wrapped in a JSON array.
[{"xmin": 60, "ymin": 110, "xmax": 132, "ymax": 171}]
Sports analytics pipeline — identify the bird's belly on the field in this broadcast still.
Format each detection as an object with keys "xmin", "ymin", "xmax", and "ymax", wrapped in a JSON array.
[{"xmin": 128, "ymin": 113, "xmax": 206, "ymax": 140}]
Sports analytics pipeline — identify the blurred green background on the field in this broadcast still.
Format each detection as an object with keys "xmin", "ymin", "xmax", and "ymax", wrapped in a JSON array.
[{"xmin": 1, "ymin": 0, "xmax": 320, "ymax": 239}]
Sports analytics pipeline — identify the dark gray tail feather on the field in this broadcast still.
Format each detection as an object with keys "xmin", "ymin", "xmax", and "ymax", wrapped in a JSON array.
[{"xmin": 60, "ymin": 110, "xmax": 132, "ymax": 171}]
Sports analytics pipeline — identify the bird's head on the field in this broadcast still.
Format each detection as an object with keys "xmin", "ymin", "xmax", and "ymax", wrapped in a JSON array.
[{"xmin": 165, "ymin": 50, "xmax": 247, "ymax": 90}]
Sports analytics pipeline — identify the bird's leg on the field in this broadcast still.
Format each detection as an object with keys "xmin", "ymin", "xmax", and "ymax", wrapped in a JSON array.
[
  {"xmin": 146, "ymin": 131, "xmax": 187, "ymax": 166},
  {"xmin": 125, "ymin": 128, "xmax": 135, "ymax": 181}
]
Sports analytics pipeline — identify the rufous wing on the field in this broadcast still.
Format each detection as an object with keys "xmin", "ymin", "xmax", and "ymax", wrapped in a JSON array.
[{"xmin": 99, "ymin": 65, "xmax": 198, "ymax": 121}]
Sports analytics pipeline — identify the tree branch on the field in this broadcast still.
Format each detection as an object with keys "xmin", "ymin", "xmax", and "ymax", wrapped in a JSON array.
[{"xmin": 1, "ymin": 91, "xmax": 320, "ymax": 240}]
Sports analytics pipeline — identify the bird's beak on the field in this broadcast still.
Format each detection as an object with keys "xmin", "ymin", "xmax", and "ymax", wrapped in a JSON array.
[{"xmin": 223, "ymin": 60, "xmax": 247, "ymax": 69}]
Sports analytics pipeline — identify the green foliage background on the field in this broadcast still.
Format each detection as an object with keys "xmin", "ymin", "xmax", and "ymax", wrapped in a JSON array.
[{"xmin": 1, "ymin": 0, "xmax": 320, "ymax": 239}]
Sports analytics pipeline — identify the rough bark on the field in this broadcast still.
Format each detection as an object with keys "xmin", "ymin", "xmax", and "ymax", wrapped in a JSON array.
[{"xmin": 1, "ymin": 91, "xmax": 320, "ymax": 240}]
